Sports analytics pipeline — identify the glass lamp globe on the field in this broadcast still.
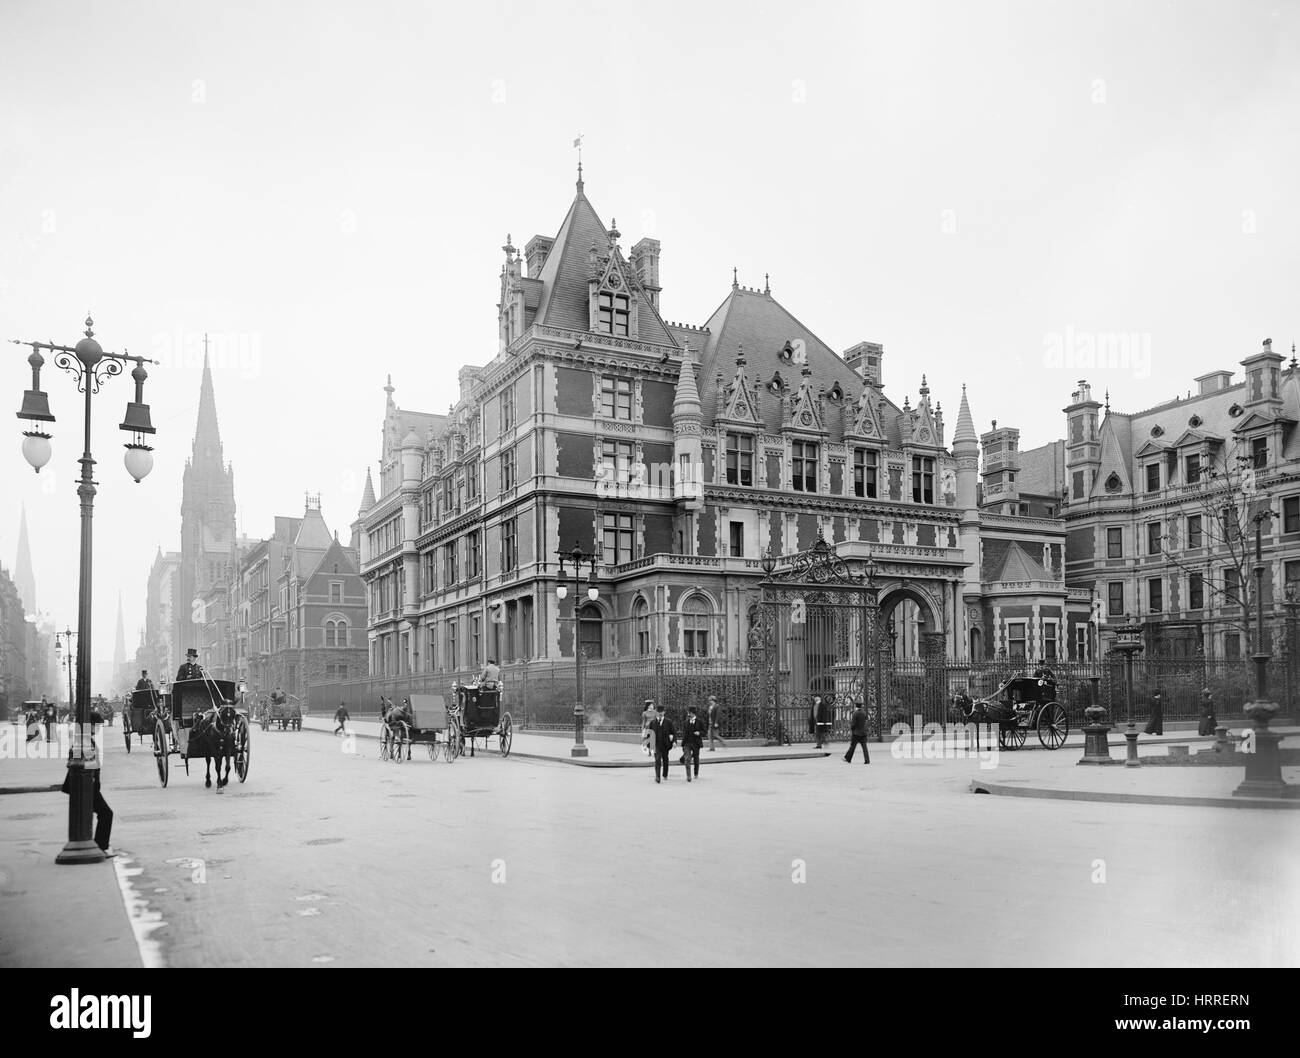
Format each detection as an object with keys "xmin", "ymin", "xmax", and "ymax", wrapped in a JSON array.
[
  {"xmin": 556, "ymin": 584, "xmax": 568, "ymax": 600},
  {"xmin": 586, "ymin": 585, "xmax": 599, "ymax": 602},
  {"xmin": 124, "ymin": 444, "xmax": 154, "ymax": 482},
  {"xmin": 22, "ymin": 431, "xmax": 52, "ymax": 472}
]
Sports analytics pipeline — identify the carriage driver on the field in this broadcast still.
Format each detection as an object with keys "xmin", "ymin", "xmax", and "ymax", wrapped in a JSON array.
[
  {"xmin": 477, "ymin": 658, "xmax": 501, "ymax": 690},
  {"xmin": 176, "ymin": 648, "xmax": 204, "ymax": 682}
]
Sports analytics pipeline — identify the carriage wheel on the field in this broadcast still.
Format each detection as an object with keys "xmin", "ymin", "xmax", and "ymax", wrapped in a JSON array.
[
  {"xmin": 442, "ymin": 719, "xmax": 459, "ymax": 762},
  {"xmin": 379, "ymin": 728, "xmax": 391, "ymax": 761},
  {"xmin": 998, "ymin": 723, "xmax": 1027, "ymax": 751},
  {"xmin": 235, "ymin": 717, "xmax": 251, "ymax": 782},
  {"xmin": 1036, "ymin": 702, "xmax": 1069, "ymax": 750},
  {"xmin": 499, "ymin": 712, "xmax": 513, "ymax": 757},
  {"xmin": 426, "ymin": 740, "xmax": 437, "ymax": 761},
  {"xmin": 153, "ymin": 726, "xmax": 169, "ymax": 787},
  {"xmin": 124, "ymin": 729, "xmax": 132, "ymax": 753},
  {"xmin": 260, "ymin": 717, "xmax": 268, "ymax": 732},
  {"xmin": 392, "ymin": 723, "xmax": 407, "ymax": 763}
]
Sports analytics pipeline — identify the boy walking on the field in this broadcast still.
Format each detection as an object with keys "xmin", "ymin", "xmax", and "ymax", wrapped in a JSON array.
[
  {"xmin": 706, "ymin": 695, "xmax": 727, "ymax": 751},
  {"xmin": 844, "ymin": 699, "xmax": 870, "ymax": 764},
  {"xmin": 682, "ymin": 704, "xmax": 706, "ymax": 781}
]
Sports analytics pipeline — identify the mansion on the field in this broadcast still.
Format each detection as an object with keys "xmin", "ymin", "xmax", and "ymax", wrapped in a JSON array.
[{"xmin": 353, "ymin": 171, "xmax": 1097, "ymax": 678}]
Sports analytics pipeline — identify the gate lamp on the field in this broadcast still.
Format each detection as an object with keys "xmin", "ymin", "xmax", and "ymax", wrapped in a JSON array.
[{"xmin": 17, "ymin": 347, "xmax": 55, "ymax": 471}]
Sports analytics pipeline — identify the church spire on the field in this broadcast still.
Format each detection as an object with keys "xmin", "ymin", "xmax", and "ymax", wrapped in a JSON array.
[
  {"xmin": 113, "ymin": 591, "xmax": 127, "ymax": 673},
  {"xmin": 14, "ymin": 504, "xmax": 36, "ymax": 615},
  {"xmin": 193, "ymin": 337, "xmax": 223, "ymax": 463}
]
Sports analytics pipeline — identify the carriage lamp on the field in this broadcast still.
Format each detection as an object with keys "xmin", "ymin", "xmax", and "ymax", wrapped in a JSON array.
[
  {"xmin": 586, "ymin": 570, "xmax": 599, "ymax": 602},
  {"xmin": 760, "ymin": 548, "xmax": 777, "ymax": 577},
  {"xmin": 16, "ymin": 347, "xmax": 55, "ymax": 471},
  {"xmin": 119, "ymin": 361, "xmax": 156, "ymax": 482}
]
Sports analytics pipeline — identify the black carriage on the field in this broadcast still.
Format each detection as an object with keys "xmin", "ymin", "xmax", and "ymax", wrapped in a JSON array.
[
  {"xmin": 448, "ymin": 681, "xmax": 512, "ymax": 758},
  {"xmin": 954, "ymin": 671, "xmax": 1070, "ymax": 750},
  {"xmin": 382, "ymin": 694, "xmax": 459, "ymax": 763},
  {"xmin": 145, "ymin": 679, "xmax": 251, "ymax": 787}
]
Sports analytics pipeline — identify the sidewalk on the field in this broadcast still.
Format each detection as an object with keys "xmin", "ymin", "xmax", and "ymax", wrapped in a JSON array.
[
  {"xmin": 301, "ymin": 716, "xmax": 828, "ymax": 766},
  {"xmin": 0, "ymin": 747, "xmax": 144, "ymax": 969}
]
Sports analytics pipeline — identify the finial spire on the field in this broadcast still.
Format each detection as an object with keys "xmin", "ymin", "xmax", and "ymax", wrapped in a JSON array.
[
  {"xmin": 764, "ymin": 273, "xmax": 770, "ymax": 294},
  {"xmin": 84, "ymin": 315, "xmax": 94, "ymax": 338},
  {"xmin": 574, "ymin": 133, "xmax": 584, "ymax": 191},
  {"xmin": 732, "ymin": 266, "xmax": 738, "ymax": 289},
  {"xmin": 1104, "ymin": 389, "xmax": 1110, "ymax": 412}
]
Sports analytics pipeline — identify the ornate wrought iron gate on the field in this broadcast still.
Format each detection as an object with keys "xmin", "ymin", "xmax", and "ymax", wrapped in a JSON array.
[{"xmin": 751, "ymin": 538, "xmax": 882, "ymax": 743}]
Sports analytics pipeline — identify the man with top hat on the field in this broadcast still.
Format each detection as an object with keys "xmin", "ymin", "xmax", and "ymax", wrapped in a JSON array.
[
  {"xmin": 681, "ymin": 703, "xmax": 706, "ymax": 781},
  {"xmin": 136, "ymin": 669, "xmax": 154, "ymax": 691},
  {"xmin": 648, "ymin": 701, "xmax": 677, "ymax": 784},
  {"xmin": 176, "ymin": 648, "xmax": 204, "ymax": 682}
]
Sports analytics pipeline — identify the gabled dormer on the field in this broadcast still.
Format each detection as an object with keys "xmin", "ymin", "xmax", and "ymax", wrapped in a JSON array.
[
  {"xmin": 784, "ymin": 364, "xmax": 827, "ymax": 436},
  {"xmin": 906, "ymin": 375, "xmax": 944, "ymax": 451},
  {"xmin": 587, "ymin": 219, "xmax": 640, "ymax": 340},
  {"xmin": 716, "ymin": 346, "xmax": 761, "ymax": 428}
]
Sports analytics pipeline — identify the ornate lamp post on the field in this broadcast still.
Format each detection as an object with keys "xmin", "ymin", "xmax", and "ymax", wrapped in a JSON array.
[
  {"xmin": 862, "ymin": 553, "xmax": 881, "ymax": 739},
  {"xmin": 1109, "ymin": 615, "xmax": 1145, "ymax": 768},
  {"xmin": 1234, "ymin": 507, "xmax": 1291, "ymax": 797},
  {"xmin": 54, "ymin": 627, "xmax": 76, "ymax": 717},
  {"xmin": 1283, "ymin": 583, "xmax": 1300, "ymax": 717},
  {"xmin": 556, "ymin": 542, "xmax": 599, "ymax": 758},
  {"xmin": 13, "ymin": 317, "xmax": 157, "ymax": 864}
]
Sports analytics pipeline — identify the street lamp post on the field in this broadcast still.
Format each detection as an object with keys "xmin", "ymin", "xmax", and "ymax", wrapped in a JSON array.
[
  {"xmin": 1283, "ymin": 584, "xmax": 1300, "ymax": 718},
  {"xmin": 55, "ymin": 627, "xmax": 76, "ymax": 717},
  {"xmin": 1110, "ymin": 615, "xmax": 1145, "ymax": 768},
  {"xmin": 556, "ymin": 542, "xmax": 599, "ymax": 758},
  {"xmin": 13, "ymin": 317, "xmax": 157, "ymax": 865}
]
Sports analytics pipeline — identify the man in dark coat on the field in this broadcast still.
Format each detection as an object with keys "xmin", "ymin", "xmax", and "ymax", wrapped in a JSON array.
[
  {"xmin": 1197, "ymin": 688, "xmax": 1217, "ymax": 737},
  {"xmin": 1143, "ymin": 689, "xmax": 1164, "ymax": 736},
  {"xmin": 176, "ymin": 648, "xmax": 203, "ymax": 682},
  {"xmin": 135, "ymin": 670, "xmax": 153, "ymax": 691},
  {"xmin": 844, "ymin": 699, "xmax": 870, "ymax": 763},
  {"xmin": 61, "ymin": 705, "xmax": 114, "ymax": 856},
  {"xmin": 649, "ymin": 702, "xmax": 677, "ymax": 783},
  {"xmin": 681, "ymin": 704, "xmax": 706, "ymax": 781},
  {"xmin": 813, "ymin": 695, "xmax": 833, "ymax": 748}
]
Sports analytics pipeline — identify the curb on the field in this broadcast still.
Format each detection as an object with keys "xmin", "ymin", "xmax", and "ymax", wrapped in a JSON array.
[
  {"xmin": 0, "ymin": 784, "xmax": 61, "ymax": 796},
  {"xmin": 507, "ymin": 750, "xmax": 832, "ymax": 768},
  {"xmin": 969, "ymin": 779, "xmax": 1300, "ymax": 810}
]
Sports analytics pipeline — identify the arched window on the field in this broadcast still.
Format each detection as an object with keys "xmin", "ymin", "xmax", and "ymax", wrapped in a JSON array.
[
  {"xmin": 633, "ymin": 598, "xmax": 650, "ymax": 656},
  {"xmin": 682, "ymin": 595, "xmax": 712, "ymax": 657},
  {"xmin": 578, "ymin": 603, "xmax": 603, "ymax": 659},
  {"xmin": 324, "ymin": 616, "xmax": 348, "ymax": 648}
]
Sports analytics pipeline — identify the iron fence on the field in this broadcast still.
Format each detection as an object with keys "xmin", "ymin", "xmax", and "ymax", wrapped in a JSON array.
[{"xmin": 309, "ymin": 654, "xmax": 1281, "ymax": 741}]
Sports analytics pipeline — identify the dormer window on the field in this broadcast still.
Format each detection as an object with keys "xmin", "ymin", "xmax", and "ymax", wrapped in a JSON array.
[
  {"xmin": 598, "ymin": 292, "xmax": 629, "ymax": 336},
  {"xmin": 1145, "ymin": 462, "xmax": 1160, "ymax": 493},
  {"xmin": 854, "ymin": 448, "xmax": 878, "ymax": 498},
  {"xmin": 912, "ymin": 456, "xmax": 935, "ymax": 504},
  {"xmin": 1185, "ymin": 453, "xmax": 1201, "ymax": 485},
  {"xmin": 792, "ymin": 441, "xmax": 818, "ymax": 493},
  {"xmin": 1252, "ymin": 437, "xmax": 1268, "ymax": 469}
]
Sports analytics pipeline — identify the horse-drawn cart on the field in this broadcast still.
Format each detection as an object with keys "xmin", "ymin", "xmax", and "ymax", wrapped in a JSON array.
[
  {"xmin": 953, "ymin": 671, "xmax": 1070, "ymax": 750},
  {"xmin": 382, "ymin": 694, "xmax": 458, "ymax": 763},
  {"xmin": 448, "ymin": 681, "xmax": 512, "ymax": 758},
  {"xmin": 144, "ymin": 679, "xmax": 251, "ymax": 789},
  {"xmin": 260, "ymin": 692, "xmax": 302, "ymax": 732}
]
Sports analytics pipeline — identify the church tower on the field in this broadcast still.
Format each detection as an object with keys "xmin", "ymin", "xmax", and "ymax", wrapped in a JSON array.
[{"xmin": 177, "ymin": 342, "xmax": 237, "ymax": 658}]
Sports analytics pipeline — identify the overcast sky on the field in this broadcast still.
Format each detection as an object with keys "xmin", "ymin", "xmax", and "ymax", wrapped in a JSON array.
[{"xmin": 1, "ymin": 0, "xmax": 1297, "ymax": 675}]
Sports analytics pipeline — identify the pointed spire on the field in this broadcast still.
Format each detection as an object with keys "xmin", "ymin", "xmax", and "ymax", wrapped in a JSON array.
[
  {"xmin": 384, "ymin": 374, "xmax": 395, "ymax": 409},
  {"xmin": 732, "ymin": 267, "xmax": 738, "ymax": 290},
  {"xmin": 193, "ymin": 342, "xmax": 223, "ymax": 461},
  {"xmin": 113, "ymin": 591, "xmax": 127, "ymax": 670},
  {"xmin": 502, "ymin": 233, "xmax": 516, "ymax": 260},
  {"xmin": 360, "ymin": 467, "xmax": 376, "ymax": 513},
  {"xmin": 764, "ymin": 273, "xmax": 770, "ymax": 295},
  {"xmin": 673, "ymin": 349, "xmax": 703, "ymax": 424},
  {"xmin": 14, "ymin": 504, "xmax": 35, "ymax": 615},
  {"xmin": 954, "ymin": 384, "xmax": 977, "ymax": 445}
]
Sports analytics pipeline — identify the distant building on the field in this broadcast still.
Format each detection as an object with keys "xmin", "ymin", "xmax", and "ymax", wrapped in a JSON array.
[{"xmin": 0, "ymin": 567, "xmax": 29, "ymax": 710}]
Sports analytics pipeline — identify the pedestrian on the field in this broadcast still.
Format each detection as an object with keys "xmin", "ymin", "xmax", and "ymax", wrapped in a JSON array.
[
  {"xmin": 813, "ymin": 695, "xmax": 833, "ymax": 749},
  {"xmin": 61, "ymin": 704, "xmax": 114, "ymax": 857},
  {"xmin": 1144, "ymin": 689, "xmax": 1164, "ymax": 736},
  {"xmin": 334, "ymin": 701, "xmax": 350, "ymax": 736},
  {"xmin": 682, "ymin": 704, "xmax": 705, "ymax": 781},
  {"xmin": 844, "ymin": 698, "xmax": 870, "ymax": 764},
  {"xmin": 706, "ymin": 695, "xmax": 727, "ymax": 751},
  {"xmin": 640, "ymin": 698, "xmax": 656, "ymax": 757},
  {"xmin": 1197, "ymin": 688, "xmax": 1217, "ymax": 737},
  {"xmin": 648, "ymin": 701, "xmax": 677, "ymax": 783}
]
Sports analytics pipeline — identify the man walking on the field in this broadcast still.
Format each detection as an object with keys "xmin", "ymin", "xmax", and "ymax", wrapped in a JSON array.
[
  {"xmin": 706, "ymin": 695, "xmax": 727, "ymax": 751},
  {"xmin": 844, "ymin": 698, "xmax": 870, "ymax": 764},
  {"xmin": 682, "ymin": 704, "xmax": 705, "ymax": 781},
  {"xmin": 649, "ymin": 701, "xmax": 676, "ymax": 783},
  {"xmin": 61, "ymin": 703, "xmax": 114, "ymax": 857},
  {"xmin": 334, "ymin": 702, "xmax": 350, "ymax": 736}
]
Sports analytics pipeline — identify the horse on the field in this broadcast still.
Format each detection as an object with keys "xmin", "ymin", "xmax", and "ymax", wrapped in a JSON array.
[{"xmin": 188, "ymin": 706, "xmax": 238, "ymax": 790}]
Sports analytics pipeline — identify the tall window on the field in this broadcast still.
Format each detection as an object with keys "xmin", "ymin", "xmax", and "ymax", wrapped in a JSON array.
[
  {"xmin": 471, "ymin": 614, "xmax": 482, "ymax": 667},
  {"xmin": 1188, "ymin": 572, "xmax": 1204, "ymax": 609},
  {"xmin": 501, "ymin": 446, "xmax": 518, "ymax": 490},
  {"xmin": 1187, "ymin": 514, "xmax": 1203, "ymax": 549},
  {"xmin": 792, "ymin": 441, "xmax": 818, "ymax": 493},
  {"xmin": 683, "ymin": 596, "xmax": 711, "ymax": 657},
  {"xmin": 1108, "ymin": 582, "xmax": 1124, "ymax": 617},
  {"xmin": 329, "ymin": 581, "xmax": 343, "ymax": 604},
  {"xmin": 729, "ymin": 521, "xmax": 744, "ymax": 558},
  {"xmin": 726, "ymin": 432, "xmax": 754, "ymax": 486},
  {"xmin": 1252, "ymin": 437, "xmax": 1268, "ymax": 469},
  {"xmin": 603, "ymin": 512, "xmax": 634, "ymax": 566},
  {"xmin": 324, "ymin": 617, "xmax": 347, "ymax": 647},
  {"xmin": 1146, "ymin": 521, "xmax": 1161, "ymax": 556},
  {"xmin": 634, "ymin": 598, "xmax": 650, "ymax": 656},
  {"xmin": 855, "ymin": 448, "xmax": 879, "ymax": 499},
  {"xmin": 1145, "ymin": 462, "xmax": 1160, "ymax": 492},
  {"xmin": 501, "ymin": 385, "xmax": 516, "ymax": 431},
  {"xmin": 1043, "ymin": 622, "xmax": 1058, "ymax": 661},
  {"xmin": 599, "ymin": 376, "xmax": 633, "ymax": 419},
  {"xmin": 578, "ymin": 603, "xmax": 603, "ymax": 658},
  {"xmin": 601, "ymin": 440, "xmax": 634, "ymax": 484},
  {"xmin": 597, "ymin": 292, "xmax": 630, "ymax": 336},
  {"xmin": 501, "ymin": 518, "xmax": 518, "ymax": 573},
  {"xmin": 1285, "ymin": 497, "xmax": 1300, "ymax": 534},
  {"xmin": 467, "ymin": 459, "xmax": 479, "ymax": 502},
  {"xmin": 446, "ymin": 619, "xmax": 458, "ymax": 670},
  {"xmin": 912, "ymin": 456, "xmax": 935, "ymax": 504},
  {"xmin": 443, "ymin": 540, "xmax": 459, "ymax": 587},
  {"xmin": 1224, "ymin": 567, "xmax": 1241, "ymax": 606},
  {"xmin": 1106, "ymin": 527, "xmax": 1123, "ymax": 558},
  {"xmin": 1148, "ymin": 577, "xmax": 1163, "ymax": 613},
  {"xmin": 468, "ymin": 531, "xmax": 482, "ymax": 579},
  {"xmin": 1006, "ymin": 622, "xmax": 1027, "ymax": 659},
  {"xmin": 1224, "ymin": 633, "xmax": 1241, "ymax": 660},
  {"xmin": 1185, "ymin": 453, "xmax": 1201, "ymax": 485}
]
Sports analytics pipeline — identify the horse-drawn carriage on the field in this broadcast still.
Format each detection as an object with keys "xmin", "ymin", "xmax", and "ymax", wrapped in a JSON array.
[
  {"xmin": 952, "ymin": 670, "xmax": 1070, "ymax": 750},
  {"xmin": 131, "ymin": 678, "xmax": 251, "ymax": 789},
  {"xmin": 259, "ymin": 691, "xmax": 302, "ymax": 732},
  {"xmin": 380, "ymin": 683, "xmax": 512, "ymax": 762}
]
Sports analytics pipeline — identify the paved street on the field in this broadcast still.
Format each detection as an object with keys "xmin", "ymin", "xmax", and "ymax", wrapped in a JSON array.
[{"xmin": 2, "ymin": 724, "xmax": 1298, "ymax": 967}]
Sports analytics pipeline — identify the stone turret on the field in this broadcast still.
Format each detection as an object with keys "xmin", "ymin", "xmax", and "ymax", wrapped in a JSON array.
[{"xmin": 672, "ymin": 348, "xmax": 704, "ymax": 510}]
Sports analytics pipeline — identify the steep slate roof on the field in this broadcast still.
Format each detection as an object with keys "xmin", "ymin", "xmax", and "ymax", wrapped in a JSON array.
[
  {"xmin": 532, "ymin": 189, "xmax": 678, "ymax": 348},
  {"xmin": 1091, "ymin": 412, "xmax": 1134, "ymax": 497},
  {"xmin": 1018, "ymin": 440, "xmax": 1066, "ymax": 499},
  {"xmin": 698, "ymin": 286, "xmax": 904, "ymax": 436}
]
